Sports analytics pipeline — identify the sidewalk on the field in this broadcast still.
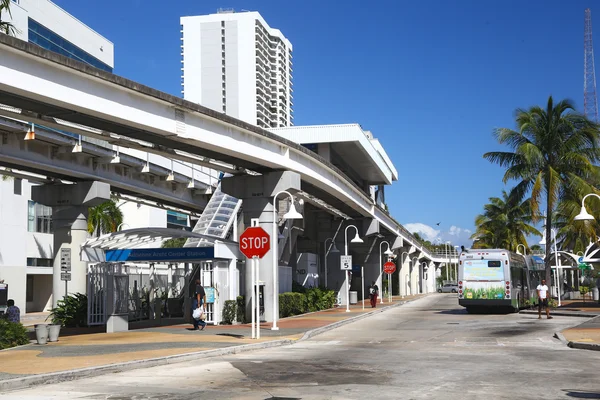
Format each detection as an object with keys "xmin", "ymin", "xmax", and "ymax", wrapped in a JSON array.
[{"xmin": 0, "ymin": 294, "xmax": 424, "ymax": 391}]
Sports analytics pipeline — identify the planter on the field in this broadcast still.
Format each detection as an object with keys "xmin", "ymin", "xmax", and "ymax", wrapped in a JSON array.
[
  {"xmin": 48, "ymin": 324, "xmax": 61, "ymax": 342},
  {"xmin": 34, "ymin": 324, "xmax": 48, "ymax": 345}
]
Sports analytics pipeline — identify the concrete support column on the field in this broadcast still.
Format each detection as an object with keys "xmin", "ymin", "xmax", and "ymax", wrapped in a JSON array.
[
  {"xmin": 399, "ymin": 250, "xmax": 412, "ymax": 297},
  {"xmin": 32, "ymin": 181, "xmax": 110, "ymax": 308},
  {"xmin": 50, "ymin": 206, "xmax": 89, "ymax": 306},
  {"xmin": 222, "ymin": 171, "xmax": 301, "ymax": 324}
]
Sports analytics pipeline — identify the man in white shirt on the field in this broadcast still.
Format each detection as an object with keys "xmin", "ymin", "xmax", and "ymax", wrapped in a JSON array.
[{"xmin": 537, "ymin": 279, "xmax": 553, "ymax": 320}]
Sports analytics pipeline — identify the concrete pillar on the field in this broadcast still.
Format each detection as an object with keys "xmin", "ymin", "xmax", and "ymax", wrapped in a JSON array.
[
  {"xmin": 221, "ymin": 171, "xmax": 301, "ymax": 324},
  {"xmin": 32, "ymin": 181, "xmax": 110, "ymax": 307}
]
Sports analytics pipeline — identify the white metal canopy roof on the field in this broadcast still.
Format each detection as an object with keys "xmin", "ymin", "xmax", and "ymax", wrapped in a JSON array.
[
  {"xmin": 83, "ymin": 227, "xmax": 237, "ymax": 250},
  {"xmin": 82, "ymin": 228, "xmax": 242, "ymax": 263}
]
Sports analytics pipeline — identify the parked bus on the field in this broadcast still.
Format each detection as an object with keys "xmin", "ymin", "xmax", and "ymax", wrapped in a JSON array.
[{"xmin": 458, "ymin": 249, "xmax": 545, "ymax": 313}]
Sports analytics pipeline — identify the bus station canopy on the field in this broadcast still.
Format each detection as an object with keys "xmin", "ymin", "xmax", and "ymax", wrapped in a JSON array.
[{"xmin": 81, "ymin": 228, "xmax": 241, "ymax": 263}]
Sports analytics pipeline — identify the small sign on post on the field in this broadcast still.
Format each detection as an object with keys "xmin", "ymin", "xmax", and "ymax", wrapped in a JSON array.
[
  {"xmin": 61, "ymin": 272, "xmax": 71, "ymax": 281},
  {"xmin": 340, "ymin": 255, "xmax": 352, "ymax": 270},
  {"xmin": 383, "ymin": 261, "xmax": 396, "ymax": 275},
  {"xmin": 239, "ymin": 222, "xmax": 270, "ymax": 340},
  {"xmin": 60, "ymin": 248, "xmax": 71, "ymax": 272}
]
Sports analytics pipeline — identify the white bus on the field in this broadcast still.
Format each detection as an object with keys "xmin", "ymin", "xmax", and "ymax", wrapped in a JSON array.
[{"xmin": 458, "ymin": 249, "xmax": 545, "ymax": 313}]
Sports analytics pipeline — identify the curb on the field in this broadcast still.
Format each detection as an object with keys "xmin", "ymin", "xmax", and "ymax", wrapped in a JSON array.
[
  {"xmin": 0, "ymin": 338, "xmax": 293, "ymax": 393},
  {"xmin": 568, "ymin": 341, "xmax": 600, "ymax": 351},
  {"xmin": 0, "ymin": 295, "xmax": 429, "ymax": 393},
  {"xmin": 520, "ymin": 310, "xmax": 599, "ymax": 318}
]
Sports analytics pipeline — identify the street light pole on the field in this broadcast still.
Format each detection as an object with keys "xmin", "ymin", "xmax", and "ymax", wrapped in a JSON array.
[
  {"xmin": 411, "ymin": 257, "xmax": 418, "ymax": 294},
  {"xmin": 516, "ymin": 244, "xmax": 527, "ymax": 255},
  {"xmin": 400, "ymin": 251, "xmax": 409, "ymax": 298},
  {"xmin": 344, "ymin": 225, "xmax": 363, "ymax": 312},
  {"xmin": 379, "ymin": 240, "xmax": 393, "ymax": 303},
  {"xmin": 271, "ymin": 191, "xmax": 303, "ymax": 331}
]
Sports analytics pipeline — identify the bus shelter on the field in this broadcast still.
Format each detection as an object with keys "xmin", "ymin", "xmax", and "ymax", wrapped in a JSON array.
[{"xmin": 82, "ymin": 228, "xmax": 242, "ymax": 332}]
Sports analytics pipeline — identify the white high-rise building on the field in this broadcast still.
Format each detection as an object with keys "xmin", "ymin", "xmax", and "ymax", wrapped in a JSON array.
[{"xmin": 180, "ymin": 9, "xmax": 293, "ymax": 128}]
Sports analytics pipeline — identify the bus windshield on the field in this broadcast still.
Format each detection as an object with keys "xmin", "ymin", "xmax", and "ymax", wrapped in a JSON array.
[{"xmin": 463, "ymin": 259, "xmax": 504, "ymax": 281}]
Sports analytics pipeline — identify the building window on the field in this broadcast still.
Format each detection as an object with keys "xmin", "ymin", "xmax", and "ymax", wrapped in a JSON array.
[
  {"xmin": 27, "ymin": 18, "xmax": 112, "ymax": 72},
  {"xmin": 28, "ymin": 201, "xmax": 53, "ymax": 234},
  {"xmin": 27, "ymin": 258, "xmax": 53, "ymax": 267}
]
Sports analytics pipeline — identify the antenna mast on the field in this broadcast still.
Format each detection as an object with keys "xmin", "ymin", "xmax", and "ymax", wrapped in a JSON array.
[{"xmin": 584, "ymin": 8, "xmax": 599, "ymax": 122}]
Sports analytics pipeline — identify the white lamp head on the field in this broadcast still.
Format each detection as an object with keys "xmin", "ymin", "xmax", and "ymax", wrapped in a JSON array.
[
  {"xmin": 350, "ymin": 232, "xmax": 363, "ymax": 244},
  {"xmin": 283, "ymin": 202, "xmax": 303, "ymax": 220},
  {"xmin": 539, "ymin": 236, "xmax": 546, "ymax": 246},
  {"xmin": 575, "ymin": 205, "xmax": 595, "ymax": 221},
  {"xmin": 384, "ymin": 247, "xmax": 394, "ymax": 256}
]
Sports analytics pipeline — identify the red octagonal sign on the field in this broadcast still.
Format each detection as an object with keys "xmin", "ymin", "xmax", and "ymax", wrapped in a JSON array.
[
  {"xmin": 383, "ymin": 261, "xmax": 396, "ymax": 275},
  {"xmin": 239, "ymin": 226, "xmax": 271, "ymax": 259}
]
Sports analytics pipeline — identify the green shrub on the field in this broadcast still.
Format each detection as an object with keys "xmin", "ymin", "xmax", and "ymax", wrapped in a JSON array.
[
  {"xmin": 305, "ymin": 287, "xmax": 336, "ymax": 312},
  {"xmin": 236, "ymin": 296, "xmax": 246, "ymax": 324},
  {"xmin": 548, "ymin": 298, "xmax": 558, "ymax": 309},
  {"xmin": 580, "ymin": 286, "xmax": 590, "ymax": 297},
  {"xmin": 0, "ymin": 320, "xmax": 29, "ymax": 350},
  {"xmin": 279, "ymin": 288, "xmax": 336, "ymax": 318},
  {"xmin": 48, "ymin": 293, "xmax": 88, "ymax": 327},
  {"xmin": 222, "ymin": 300, "xmax": 237, "ymax": 325}
]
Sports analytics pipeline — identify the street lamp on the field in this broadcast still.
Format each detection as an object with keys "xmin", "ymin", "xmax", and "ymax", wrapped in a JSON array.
[
  {"xmin": 324, "ymin": 237, "xmax": 340, "ymax": 288},
  {"xmin": 411, "ymin": 257, "xmax": 418, "ymax": 294},
  {"xmin": 400, "ymin": 251, "xmax": 409, "ymax": 297},
  {"xmin": 516, "ymin": 244, "xmax": 527, "ymax": 255},
  {"xmin": 379, "ymin": 240, "xmax": 393, "ymax": 303},
  {"xmin": 344, "ymin": 225, "xmax": 363, "ymax": 312},
  {"xmin": 575, "ymin": 193, "xmax": 600, "ymax": 221},
  {"xmin": 539, "ymin": 228, "xmax": 561, "ymax": 307},
  {"xmin": 421, "ymin": 262, "xmax": 428, "ymax": 293},
  {"xmin": 271, "ymin": 190, "xmax": 303, "ymax": 331}
]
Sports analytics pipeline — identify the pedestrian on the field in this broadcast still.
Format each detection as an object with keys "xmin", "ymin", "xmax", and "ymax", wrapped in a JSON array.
[
  {"xmin": 369, "ymin": 281, "xmax": 379, "ymax": 308},
  {"xmin": 191, "ymin": 279, "xmax": 207, "ymax": 331},
  {"xmin": 5, "ymin": 299, "xmax": 20, "ymax": 323},
  {"xmin": 537, "ymin": 279, "xmax": 553, "ymax": 320}
]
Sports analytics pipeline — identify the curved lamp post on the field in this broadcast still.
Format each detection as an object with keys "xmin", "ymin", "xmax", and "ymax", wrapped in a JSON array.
[
  {"xmin": 539, "ymin": 228, "xmax": 561, "ymax": 307},
  {"xmin": 411, "ymin": 257, "xmax": 418, "ymax": 294},
  {"xmin": 323, "ymin": 237, "xmax": 340, "ymax": 288},
  {"xmin": 516, "ymin": 244, "xmax": 527, "ymax": 255},
  {"xmin": 271, "ymin": 191, "xmax": 303, "ymax": 331},
  {"xmin": 344, "ymin": 225, "xmax": 363, "ymax": 312},
  {"xmin": 421, "ymin": 262, "xmax": 428, "ymax": 293},
  {"xmin": 400, "ymin": 251, "xmax": 409, "ymax": 297},
  {"xmin": 379, "ymin": 240, "xmax": 393, "ymax": 303}
]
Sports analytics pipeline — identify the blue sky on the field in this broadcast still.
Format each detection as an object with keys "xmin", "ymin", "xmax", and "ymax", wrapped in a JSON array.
[{"xmin": 54, "ymin": 0, "xmax": 598, "ymax": 246}]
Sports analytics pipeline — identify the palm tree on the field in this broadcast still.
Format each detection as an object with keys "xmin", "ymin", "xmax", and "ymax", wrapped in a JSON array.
[
  {"xmin": 471, "ymin": 189, "xmax": 541, "ymax": 251},
  {"xmin": 0, "ymin": 0, "xmax": 18, "ymax": 36},
  {"xmin": 484, "ymin": 96, "xmax": 600, "ymax": 282},
  {"xmin": 87, "ymin": 199, "xmax": 124, "ymax": 238}
]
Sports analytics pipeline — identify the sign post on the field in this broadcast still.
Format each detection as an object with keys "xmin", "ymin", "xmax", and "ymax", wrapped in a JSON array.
[
  {"xmin": 60, "ymin": 248, "xmax": 72, "ymax": 298},
  {"xmin": 384, "ymin": 261, "xmax": 396, "ymax": 303},
  {"xmin": 340, "ymin": 255, "xmax": 352, "ymax": 312},
  {"xmin": 239, "ymin": 220, "xmax": 270, "ymax": 339}
]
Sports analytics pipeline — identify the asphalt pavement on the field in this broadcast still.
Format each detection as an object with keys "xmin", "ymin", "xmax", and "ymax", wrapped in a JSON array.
[{"xmin": 3, "ymin": 294, "xmax": 598, "ymax": 400}]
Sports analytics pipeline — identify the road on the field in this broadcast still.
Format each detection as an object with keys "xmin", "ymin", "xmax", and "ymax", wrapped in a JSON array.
[{"xmin": 3, "ymin": 295, "xmax": 599, "ymax": 400}]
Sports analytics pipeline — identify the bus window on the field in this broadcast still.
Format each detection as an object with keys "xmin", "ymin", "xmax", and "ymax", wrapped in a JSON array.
[{"xmin": 488, "ymin": 261, "xmax": 502, "ymax": 268}]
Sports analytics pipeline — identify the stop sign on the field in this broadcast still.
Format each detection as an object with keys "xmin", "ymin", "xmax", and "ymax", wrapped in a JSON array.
[
  {"xmin": 239, "ymin": 226, "xmax": 271, "ymax": 259},
  {"xmin": 383, "ymin": 261, "xmax": 396, "ymax": 274}
]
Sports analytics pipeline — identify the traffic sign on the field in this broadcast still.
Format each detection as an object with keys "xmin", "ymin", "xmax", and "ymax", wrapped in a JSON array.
[
  {"xmin": 61, "ymin": 272, "xmax": 71, "ymax": 281},
  {"xmin": 239, "ymin": 226, "xmax": 270, "ymax": 259},
  {"xmin": 340, "ymin": 255, "xmax": 352, "ymax": 270},
  {"xmin": 383, "ymin": 261, "xmax": 396, "ymax": 274},
  {"xmin": 60, "ymin": 248, "xmax": 71, "ymax": 272}
]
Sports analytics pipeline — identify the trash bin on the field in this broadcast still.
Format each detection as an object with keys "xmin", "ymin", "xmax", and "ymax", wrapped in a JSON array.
[
  {"xmin": 593, "ymin": 287, "xmax": 599, "ymax": 301},
  {"xmin": 349, "ymin": 291, "xmax": 358, "ymax": 305}
]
